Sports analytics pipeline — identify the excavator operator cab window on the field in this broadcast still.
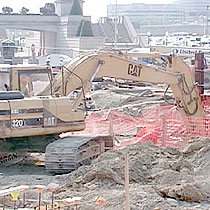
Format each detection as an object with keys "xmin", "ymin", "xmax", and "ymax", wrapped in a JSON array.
[
  {"xmin": 0, "ymin": 68, "xmax": 10, "ymax": 91},
  {"xmin": 19, "ymin": 74, "xmax": 30, "ymax": 97},
  {"xmin": 18, "ymin": 69, "xmax": 52, "ymax": 97}
]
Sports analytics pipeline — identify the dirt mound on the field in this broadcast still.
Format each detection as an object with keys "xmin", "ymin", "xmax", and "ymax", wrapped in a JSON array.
[
  {"xmin": 63, "ymin": 141, "xmax": 184, "ymax": 187},
  {"xmin": 54, "ymin": 137, "xmax": 210, "ymax": 209}
]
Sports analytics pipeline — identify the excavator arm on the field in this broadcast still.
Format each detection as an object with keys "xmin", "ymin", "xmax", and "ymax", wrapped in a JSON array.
[{"xmin": 39, "ymin": 49, "xmax": 204, "ymax": 118}]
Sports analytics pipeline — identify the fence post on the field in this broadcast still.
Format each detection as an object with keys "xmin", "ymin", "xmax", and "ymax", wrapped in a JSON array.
[
  {"xmin": 109, "ymin": 109, "xmax": 114, "ymax": 136},
  {"xmin": 123, "ymin": 153, "xmax": 130, "ymax": 210},
  {"xmin": 161, "ymin": 115, "xmax": 166, "ymax": 147}
]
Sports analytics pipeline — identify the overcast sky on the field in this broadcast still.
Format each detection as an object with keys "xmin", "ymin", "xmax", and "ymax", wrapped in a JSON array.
[{"xmin": 0, "ymin": 0, "xmax": 174, "ymax": 22}]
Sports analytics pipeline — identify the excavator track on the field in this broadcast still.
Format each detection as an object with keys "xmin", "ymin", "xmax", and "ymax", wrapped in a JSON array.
[
  {"xmin": 45, "ymin": 135, "xmax": 113, "ymax": 174},
  {"xmin": 0, "ymin": 135, "xmax": 57, "ymax": 166},
  {"xmin": 0, "ymin": 153, "xmax": 20, "ymax": 165}
]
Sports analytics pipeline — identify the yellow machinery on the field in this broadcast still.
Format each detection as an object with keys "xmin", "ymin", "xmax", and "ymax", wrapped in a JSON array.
[{"xmin": 0, "ymin": 49, "xmax": 204, "ymax": 173}]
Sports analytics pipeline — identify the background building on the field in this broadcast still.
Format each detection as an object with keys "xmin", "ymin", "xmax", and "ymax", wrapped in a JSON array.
[
  {"xmin": 107, "ymin": 0, "xmax": 210, "ymax": 33},
  {"xmin": 0, "ymin": 0, "xmax": 140, "ymax": 64}
]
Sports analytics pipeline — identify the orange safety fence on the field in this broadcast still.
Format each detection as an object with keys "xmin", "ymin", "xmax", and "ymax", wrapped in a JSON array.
[
  {"xmin": 63, "ymin": 109, "xmax": 141, "ymax": 137},
  {"xmin": 63, "ymin": 99, "xmax": 210, "ymax": 149}
]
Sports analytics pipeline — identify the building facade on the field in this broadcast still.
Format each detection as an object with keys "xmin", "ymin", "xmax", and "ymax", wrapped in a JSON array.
[
  {"xmin": 0, "ymin": 0, "xmax": 140, "ymax": 63},
  {"xmin": 107, "ymin": 0, "xmax": 210, "ymax": 28}
]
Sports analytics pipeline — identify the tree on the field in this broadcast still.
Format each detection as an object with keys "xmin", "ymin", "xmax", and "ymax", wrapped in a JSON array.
[
  {"xmin": 20, "ymin": 7, "xmax": 29, "ymax": 15},
  {"xmin": 40, "ymin": 3, "xmax": 55, "ymax": 15},
  {"xmin": 2, "ymin": 7, "xmax": 13, "ymax": 14}
]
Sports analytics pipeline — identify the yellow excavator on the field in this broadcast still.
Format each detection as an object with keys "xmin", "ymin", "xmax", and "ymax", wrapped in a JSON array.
[{"xmin": 0, "ymin": 49, "xmax": 205, "ymax": 173}]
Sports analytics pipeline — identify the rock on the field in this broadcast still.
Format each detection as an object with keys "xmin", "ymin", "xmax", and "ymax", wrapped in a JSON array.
[
  {"xmin": 158, "ymin": 183, "xmax": 205, "ymax": 202},
  {"xmin": 158, "ymin": 169, "xmax": 181, "ymax": 185},
  {"xmin": 181, "ymin": 142, "xmax": 204, "ymax": 154},
  {"xmin": 170, "ymin": 159, "xmax": 194, "ymax": 172},
  {"xmin": 73, "ymin": 167, "xmax": 124, "ymax": 185},
  {"xmin": 192, "ymin": 205, "xmax": 203, "ymax": 209},
  {"xmin": 166, "ymin": 198, "xmax": 179, "ymax": 206}
]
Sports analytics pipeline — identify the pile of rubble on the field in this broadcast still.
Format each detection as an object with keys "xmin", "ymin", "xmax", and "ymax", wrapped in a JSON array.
[
  {"xmin": 53, "ymin": 137, "xmax": 210, "ymax": 209},
  {"xmin": 91, "ymin": 81, "xmax": 171, "ymax": 117},
  {"xmin": 2, "ymin": 133, "xmax": 210, "ymax": 209}
]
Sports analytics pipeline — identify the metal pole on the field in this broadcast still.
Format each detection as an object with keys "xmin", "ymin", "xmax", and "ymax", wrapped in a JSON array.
[
  {"xmin": 38, "ymin": 192, "xmax": 41, "ymax": 210},
  {"xmin": 195, "ymin": 52, "xmax": 205, "ymax": 95},
  {"xmin": 114, "ymin": 0, "xmax": 118, "ymax": 49},
  {"xmin": 23, "ymin": 193, "xmax": 25, "ymax": 207},
  {"xmin": 43, "ymin": 32, "xmax": 46, "ymax": 56},
  {"xmin": 39, "ymin": 32, "xmax": 42, "ymax": 56},
  {"xmin": 206, "ymin": 6, "xmax": 209, "ymax": 35},
  {"xmin": 3, "ymin": 196, "xmax": 5, "ymax": 210},
  {"xmin": 51, "ymin": 192, "xmax": 54, "ymax": 209},
  {"xmin": 13, "ymin": 200, "xmax": 16, "ymax": 210},
  {"xmin": 124, "ymin": 153, "xmax": 130, "ymax": 210}
]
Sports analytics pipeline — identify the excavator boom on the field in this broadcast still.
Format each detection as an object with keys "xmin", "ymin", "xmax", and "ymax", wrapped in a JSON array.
[{"xmin": 40, "ymin": 48, "xmax": 204, "ymax": 118}]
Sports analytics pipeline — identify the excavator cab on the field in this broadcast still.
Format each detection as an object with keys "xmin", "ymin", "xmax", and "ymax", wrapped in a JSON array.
[
  {"xmin": 18, "ymin": 68, "xmax": 52, "ymax": 97},
  {"xmin": 0, "ymin": 65, "xmax": 53, "ymax": 96}
]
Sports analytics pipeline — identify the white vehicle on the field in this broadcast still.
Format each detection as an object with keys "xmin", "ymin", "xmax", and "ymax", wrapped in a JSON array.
[{"xmin": 39, "ymin": 54, "xmax": 71, "ymax": 68}]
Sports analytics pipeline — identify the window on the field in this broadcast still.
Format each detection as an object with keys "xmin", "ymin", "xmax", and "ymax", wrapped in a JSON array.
[
  {"xmin": 0, "ymin": 69, "xmax": 10, "ymax": 91},
  {"xmin": 18, "ymin": 69, "xmax": 52, "ymax": 97}
]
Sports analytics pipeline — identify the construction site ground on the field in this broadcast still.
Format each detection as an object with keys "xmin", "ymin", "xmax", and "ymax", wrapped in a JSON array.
[{"xmin": 1, "ymin": 80, "xmax": 210, "ymax": 209}]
